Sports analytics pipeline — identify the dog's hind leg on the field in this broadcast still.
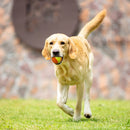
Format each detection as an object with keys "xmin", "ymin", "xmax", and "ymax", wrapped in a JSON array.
[
  {"xmin": 84, "ymin": 71, "xmax": 93, "ymax": 118},
  {"xmin": 84, "ymin": 51, "xmax": 94, "ymax": 118},
  {"xmin": 57, "ymin": 82, "xmax": 74, "ymax": 117}
]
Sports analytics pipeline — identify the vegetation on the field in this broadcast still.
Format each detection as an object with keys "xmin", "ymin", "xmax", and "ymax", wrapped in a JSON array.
[{"xmin": 0, "ymin": 99, "xmax": 129, "ymax": 129}]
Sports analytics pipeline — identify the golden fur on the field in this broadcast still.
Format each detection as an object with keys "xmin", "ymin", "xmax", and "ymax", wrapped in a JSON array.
[
  {"xmin": 55, "ymin": 36, "xmax": 92, "ymax": 85},
  {"xmin": 42, "ymin": 9, "xmax": 106, "ymax": 121}
]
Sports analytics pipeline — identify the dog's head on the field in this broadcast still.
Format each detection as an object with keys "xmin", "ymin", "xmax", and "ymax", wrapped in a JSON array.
[{"xmin": 42, "ymin": 33, "xmax": 78, "ymax": 62}]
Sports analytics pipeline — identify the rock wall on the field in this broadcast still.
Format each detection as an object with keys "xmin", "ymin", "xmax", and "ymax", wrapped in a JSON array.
[{"xmin": 0, "ymin": 0, "xmax": 129, "ymax": 99}]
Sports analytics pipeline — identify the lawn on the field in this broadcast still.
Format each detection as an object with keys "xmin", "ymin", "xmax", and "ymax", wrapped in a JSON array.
[{"xmin": 0, "ymin": 99, "xmax": 129, "ymax": 130}]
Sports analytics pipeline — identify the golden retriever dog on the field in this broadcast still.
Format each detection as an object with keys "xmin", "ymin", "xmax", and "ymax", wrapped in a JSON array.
[{"xmin": 42, "ymin": 9, "xmax": 106, "ymax": 121}]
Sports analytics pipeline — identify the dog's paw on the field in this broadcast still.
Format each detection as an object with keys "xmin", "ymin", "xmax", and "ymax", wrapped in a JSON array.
[
  {"xmin": 73, "ymin": 116, "xmax": 81, "ymax": 121},
  {"xmin": 84, "ymin": 113, "xmax": 92, "ymax": 118}
]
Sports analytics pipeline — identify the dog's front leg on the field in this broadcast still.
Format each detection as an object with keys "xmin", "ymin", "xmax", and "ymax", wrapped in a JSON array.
[
  {"xmin": 73, "ymin": 83, "xmax": 84, "ymax": 121},
  {"xmin": 57, "ymin": 82, "xmax": 74, "ymax": 117}
]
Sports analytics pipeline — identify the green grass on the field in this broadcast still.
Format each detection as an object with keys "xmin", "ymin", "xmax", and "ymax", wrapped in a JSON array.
[{"xmin": 0, "ymin": 99, "xmax": 129, "ymax": 130}]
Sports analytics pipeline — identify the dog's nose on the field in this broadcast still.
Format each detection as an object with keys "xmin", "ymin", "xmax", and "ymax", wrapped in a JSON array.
[{"xmin": 53, "ymin": 49, "xmax": 60, "ymax": 57}]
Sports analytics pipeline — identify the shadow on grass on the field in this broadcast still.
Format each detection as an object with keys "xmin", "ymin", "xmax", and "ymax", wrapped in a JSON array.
[
  {"xmin": 63, "ymin": 117, "xmax": 100, "ymax": 123},
  {"xmin": 81, "ymin": 118, "xmax": 99, "ymax": 122}
]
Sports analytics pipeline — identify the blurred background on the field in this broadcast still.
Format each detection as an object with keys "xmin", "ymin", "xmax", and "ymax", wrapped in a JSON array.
[{"xmin": 0, "ymin": 0, "xmax": 129, "ymax": 100}]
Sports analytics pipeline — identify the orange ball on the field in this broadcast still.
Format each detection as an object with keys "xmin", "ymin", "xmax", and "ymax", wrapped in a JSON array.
[{"xmin": 52, "ymin": 57, "xmax": 63, "ymax": 65}]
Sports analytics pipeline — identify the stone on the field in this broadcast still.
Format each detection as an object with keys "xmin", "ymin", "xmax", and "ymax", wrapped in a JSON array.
[
  {"xmin": 120, "ymin": 76, "xmax": 127, "ymax": 89},
  {"xmin": 111, "ymin": 87, "xmax": 125, "ymax": 99},
  {"xmin": 6, "ymin": 77, "xmax": 14, "ymax": 92},
  {"xmin": 102, "ymin": 16, "xmax": 111, "ymax": 34},
  {"xmin": 108, "ymin": 42, "xmax": 116, "ymax": 50},
  {"xmin": 0, "ymin": 28, "xmax": 2, "ymax": 34},
  {"xmin": 115, "ymin": 35, "xmax": 122, "ymax": 43},
  {"xmin": 10, "ymin": 95, "xmax": 18, "ymax": 99},
  {"xmin": 18, "ymin": 75, "xmax": 29, "ymax": 86},
  {"xmin": 79, "ymin": 9, "xmax": 89, "ymax": 23},
  {"xmin": 99, "ymin": 74, "xmax": 108, "ymax": 90},
  {"xmin": 80, "ymin": 1, "xmax": 88, "ymax": 8},
  {"xmin": 111, "ymin": 68, "xmax": 120, "ymax": 85},
  {"xmin": 4, "ymin": 25, "xmax": 14, "ymax": 34},
  {"xmin": 18, "ymin": 86, "xmax": 28, "ymax": 98},
  {"xmin": 20, "ymin": 63, "xmax": 32, "ymax": 74},
  {"xmin": 69, "ymin": 86, "xmax": 76, "ymax": 95},
  {"xmin": 15, "ymin": 45, "xmax": 23, "ymax": 54},
  {"xmin": 92, "ymin": 77, "xmax": 99, "ymax": 88},
  {"xmin": 2, "ymin": 77, "xmax": 14, "ymax": 98},
  {"xmin": 125, "ymin": 86, "xmax": 130, "ymax": 100},
  {"xmin": 90, "ymin": 88, "xmax": 98, "ymax": 99},
  {"xmin": 13, "ymin": 38, "xmax": 20, "ymax": 45},
  {"xmin": 31, "ymin": 87, "xmax": 38, "ymax": 94},
  {"xmin": 102, "ymin": 88, "xmax": 109, "ymax": 97},
  {"xmin": 0, "ymin": 7, "xmax": 4, "ymax": 17},
  {"xmin": 3, "ymin": 0, "xmax": 10, "ymax": 5},
  {"xmin": 125, "ymin": 42, "xmax": 130, "ymax": 62},
  {"xmin": 34, "ymin": 62, "xmax": 46, "ymax": 71},
  {"xmin": 0, "ymin": 16, "xmax": 6, "ymax": 26},
  {"xmin": 0, "ymin": 48, "xmax": 5, "ymax": 63}
]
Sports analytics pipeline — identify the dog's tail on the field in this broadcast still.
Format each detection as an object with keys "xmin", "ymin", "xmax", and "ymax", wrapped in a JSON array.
[{"xmin": 78, "ymin": 9, "xmax": 106, "ymax": 39}]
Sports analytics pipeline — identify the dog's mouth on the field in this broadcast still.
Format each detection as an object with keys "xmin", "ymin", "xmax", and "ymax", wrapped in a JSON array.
[{"xmin": 51, "ymin": 56, "xmax": 63, "ymax": 65}]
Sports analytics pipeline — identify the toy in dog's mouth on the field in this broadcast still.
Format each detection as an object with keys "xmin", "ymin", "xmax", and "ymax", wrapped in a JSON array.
[{"xmin": 52, "ymin": 57, "xmax": 63, "ymax": 65}]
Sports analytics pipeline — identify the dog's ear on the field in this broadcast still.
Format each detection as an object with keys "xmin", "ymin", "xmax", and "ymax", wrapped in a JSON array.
[
  {"xmin": 42, "ymin": 40, "xmax": 51, "ymax": 60},
  {"xmin": 68, "ymin": 38, "xmax": 78, "ymax": 59}
]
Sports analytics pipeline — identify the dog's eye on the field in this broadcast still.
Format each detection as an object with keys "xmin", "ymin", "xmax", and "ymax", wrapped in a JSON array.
[
  {"xmin": 60, "ymin": 41, "xmax": 65, "ymax": 45},
  {"xmin": 50, "ymin": 42, "xmax": 53, "ymax": 45}
]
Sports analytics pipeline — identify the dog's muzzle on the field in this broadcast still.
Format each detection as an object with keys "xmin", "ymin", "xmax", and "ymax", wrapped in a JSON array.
[
  {"xmin": 52, "ymin": 49, "xmax": 60, "ymax": 57},
  {"xmin": 51, "ymin": 49, "xmax": 63, "ymax": 65}
]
